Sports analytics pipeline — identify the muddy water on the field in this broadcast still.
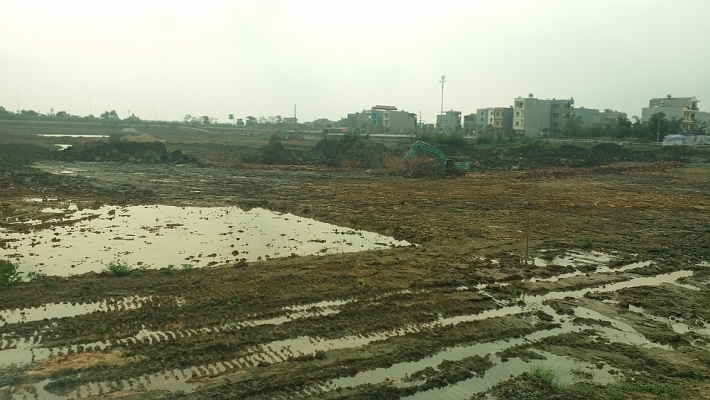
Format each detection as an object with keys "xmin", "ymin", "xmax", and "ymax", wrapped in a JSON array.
[
  {"xmin": 37, "ymin": 134, "xmax": 109, "ymax": 138},
  {"xmin": 629, "ymin": 305, "xmax": 710, "ymax": 337},
  {"xmin": 0, "ymin": 296, "xmax": 156, "ymax": 327},
  {"xmin": 528, "ymin": 251, "xmax": 651, "ymax": 283},
  {"xmin": 399, "ymin": 352, "xmax": 617, "ymax": 400},
  {"xmin": 1, "ymin": 205, "xmax": 410, "ymax": 276},
  {"xmin": 5, "ymin": 260, "xmax": 695, "ymax": 399}
]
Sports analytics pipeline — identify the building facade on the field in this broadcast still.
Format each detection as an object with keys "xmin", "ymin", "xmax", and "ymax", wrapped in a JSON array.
[
  {"xmin": 641, "ymin": 96, "xmax": 700, "ymax": 132},
  {"xmin": 475, "ymin": 108, "xmax": 494, "ymax": 134},
  {"xmin": 463, "ymin": 113, "xmax": 476, "ymax": 133},
  {"xmin": 345, "ymin": 105, "xmax": 416, "ymax": 134},
  {"xmin": 572, "ymin": 107, "xmax": 599, "ymax": 127},
  {"xmin": 436, "ymin": 110, "xmax": 462, "ymax": 132},
  {"xmin": 492, "ymin": 107, "xmax": 514, "ymax": 134},
  {"xmin": 513, "ymin": 95, "xmax": 573, "ymax": 136}
]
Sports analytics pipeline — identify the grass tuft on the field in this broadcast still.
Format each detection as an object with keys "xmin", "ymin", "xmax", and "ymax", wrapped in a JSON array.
[{"xmin": 531, "ymin": 364, "xmax": 567, "ymax": 393}]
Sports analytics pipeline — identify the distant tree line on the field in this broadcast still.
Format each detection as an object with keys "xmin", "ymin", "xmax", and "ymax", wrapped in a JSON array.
[{"xmin": 558, "ymin": 112, "xmax": 709, "ymax": 141}]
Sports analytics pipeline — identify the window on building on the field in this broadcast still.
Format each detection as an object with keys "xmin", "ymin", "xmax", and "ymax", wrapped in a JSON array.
[
  {"xmin": 553, "ymin": 104, "xmax": 559, "ymax": 108},
  {"xmin": 515, "ymin": 121, "xmax": 520, "ymax": 126},
  {"xmin": 495, "ymin": 112, "xmax": 501, "ymax": 117},
  {"xmin": 553, "ymin": 113, "xmax": 559, "ymax": 118},
  {"xmin": 516, "ymin": 102, "xmax": 523, "ymax": 108},
  {"xmin": 553, "ymin": 122, "xmax": 559, "ymax": 128},
  {"xmin": 515, "ymin": 111, "xmax": 520, "ymax": 117}
]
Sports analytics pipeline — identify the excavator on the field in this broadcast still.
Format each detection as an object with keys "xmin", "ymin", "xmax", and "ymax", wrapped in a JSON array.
[{"xmin": 404, "ymin": 140, "xmax": 469, "ymax": 176}]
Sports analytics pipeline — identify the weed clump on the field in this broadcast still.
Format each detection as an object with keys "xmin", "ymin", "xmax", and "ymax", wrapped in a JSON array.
[
  {"xmin": 103, "ymin": 260, "xmax": 134, "ymax": 276},
  {"xmin": 27, "ymin": 271, "xmax": 47, "ymax": 281}
]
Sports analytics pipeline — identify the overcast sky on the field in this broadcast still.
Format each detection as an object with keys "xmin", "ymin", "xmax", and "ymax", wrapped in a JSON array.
[{"xmin": 2, "ymin": 0, "xmax": 709, "ymax": 124}]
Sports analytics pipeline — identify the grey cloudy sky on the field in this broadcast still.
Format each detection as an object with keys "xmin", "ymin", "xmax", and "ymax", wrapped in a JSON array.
[{"xmin": 2, "ymin": 0, "xmax": 709, "ymax": 124}]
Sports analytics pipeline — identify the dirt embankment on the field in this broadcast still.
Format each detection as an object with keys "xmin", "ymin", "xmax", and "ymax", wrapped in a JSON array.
[
  {"xmin": 244, "ymin": 139, "xmax": 710, "ymax": 175},
  {"xmin": 59, "ymin": 141, "xmax": 197, "ymax": 164}
]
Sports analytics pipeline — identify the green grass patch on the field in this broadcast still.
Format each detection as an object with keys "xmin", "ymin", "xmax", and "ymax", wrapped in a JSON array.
[
  {"xmin": 578, "ymin": 237, "xmax": 595, "ymax": 250},
  {"xmin": 605, "ymin": 381, "xmax": 679, "ymax": 398}
]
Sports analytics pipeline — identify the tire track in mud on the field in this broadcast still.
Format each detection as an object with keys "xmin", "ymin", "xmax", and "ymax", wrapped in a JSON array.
[
  {"xmin": 0, "ymin": 295, "xmax": 166, "ymax": 329},
  {"xmin": 6, "ymin": 268, "xmax": 696, "ymax": 399},
  {"xmin": 0, "ymin": 290, "xmax": 420, "ymax": 369},
  {"xmin": 286, "ymin": 271, "xmax": 694, "ymax": 399}
]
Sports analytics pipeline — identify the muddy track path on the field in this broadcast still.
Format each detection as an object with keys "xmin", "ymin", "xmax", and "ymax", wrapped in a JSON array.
[{"xmin": 2, "ymin": 161, "xmax": 710, "ymax": 399}]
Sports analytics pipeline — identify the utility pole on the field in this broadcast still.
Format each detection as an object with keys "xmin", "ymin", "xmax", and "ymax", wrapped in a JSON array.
[
  {"xmin": 657, "ymin": 101, "xmax": 665, "ymax": 143},
  {"xmin": 294, "ymin": 104, "xmax": 297, "ymax": 121},
  {"xmin": 439, "ymin": 75, "xmax": 447, "ymax": 131}
]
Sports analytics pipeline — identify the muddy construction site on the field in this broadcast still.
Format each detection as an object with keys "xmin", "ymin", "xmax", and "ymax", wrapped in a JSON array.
[{"xmin": 2, "ymin": 121, "xmax": 710, "ymax": 399}]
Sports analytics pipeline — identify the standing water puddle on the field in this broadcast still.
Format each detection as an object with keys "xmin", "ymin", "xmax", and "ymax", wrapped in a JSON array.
[{"xmin": 0, "ymin": 205, "xmax": 410, "ymax": 276}]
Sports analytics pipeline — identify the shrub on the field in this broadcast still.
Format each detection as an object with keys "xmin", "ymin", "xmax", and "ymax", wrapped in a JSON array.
[{"xmin": 0, "ymin": 260, "xmax": 23, "ymax": 286}]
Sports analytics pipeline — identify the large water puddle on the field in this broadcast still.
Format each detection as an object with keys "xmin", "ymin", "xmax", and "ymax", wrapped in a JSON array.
[{"xmin": 1, "ymin": 205, "xmax": 410, "ymax": 276}]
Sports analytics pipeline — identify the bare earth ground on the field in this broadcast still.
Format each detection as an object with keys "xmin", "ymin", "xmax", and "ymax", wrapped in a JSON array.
[{"xmin": 2, "ymin": 125, "xmax": 710, "ymax": 399}]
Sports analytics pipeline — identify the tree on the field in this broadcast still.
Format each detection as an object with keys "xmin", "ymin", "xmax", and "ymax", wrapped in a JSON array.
[
  {"xmin": 615, "ymin": 116, "xmax": 632, "ymax": 138},
  {"xmin": 200, "ymin": 116, "xmax": 210, "ymax": 124},
  {"xmin": 100, "ymin": 110, "xmax": 119, "ymax": 120},
  {"xmin": 688, "ymin": 120, "xmax": 709, "ymax": 135},
  {"xmin": 56, "ymin": 111, "xmax": 69, "ymax": 118}
]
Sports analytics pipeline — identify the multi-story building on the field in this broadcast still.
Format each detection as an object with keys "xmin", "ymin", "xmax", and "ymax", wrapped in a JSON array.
[
  {"xmin": 492, "ymin": 107, "xmax": 514, "ymax": 134},
  {"xmin": 463, "ymin": 113, "xmax": 477, "ymax": 133},
  {"xmin": 346, "ymin": 111, "xmax": 372, "ymax": 133},
  {"xmin": 572, "ymin": 107, "xmax": 599, "ymax": 127},
  {"xmin": 436, "ymin": 110, "xmax": 462, "ymax": 132},
  {"xmin": 512, "ymin": 95, "xmax": 573, "ymax": 136},
  {"xmin": 475, "ymin": 108, "xmax": 494, "ymax": 134},
  {"xmin": 641, "ymin": 96, "xmax": 700, "ymax": 131},
  {"xmin": 345, "ymin": 105, "xmax": 416, "ymax": 134}
]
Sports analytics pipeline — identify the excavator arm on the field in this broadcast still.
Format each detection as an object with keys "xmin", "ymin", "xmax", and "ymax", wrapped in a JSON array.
[{"xmin": 403, "ymin": 140, "xmax": 448, "ymax": 165}]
